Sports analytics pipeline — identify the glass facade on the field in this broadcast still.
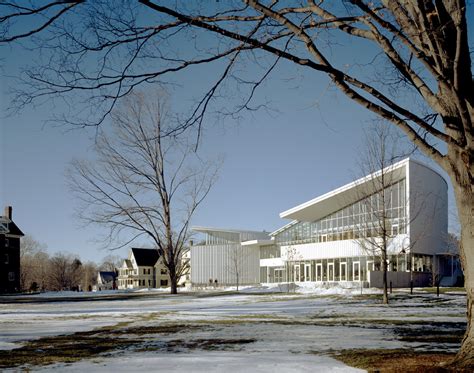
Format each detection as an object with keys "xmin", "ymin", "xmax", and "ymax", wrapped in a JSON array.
[
  {"xmin": 260, "ymin": 254, "xmax": 433, "ymax": 283},
  {"xmin": 205, "ymin": 231, "xmax": 240, "ymax": 245},
  {"xmin": 258, "ymin": 178, "xmax": 424, "ymax": 284},
  {"xmin": 275, "ymin": 179, "xmax": 407, "ymax": 245},
  {"xmin": 260, "ymin": 244, "xmax": 280, "ymax": 259}
]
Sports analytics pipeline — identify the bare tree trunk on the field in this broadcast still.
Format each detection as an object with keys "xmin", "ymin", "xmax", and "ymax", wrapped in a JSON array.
[
  {"xmin": 169, "ymin": 262, "xmax": 178, "ymax": 295},
  {"xmin": 451, "ymin": 161, "xmax": 474, "ymax": 367},
  {"xmin": 170, "ymin": 277, "xmax": 178, "ymax": 294},
  {"xmin": 382, "ymin": 246, "xmax": 389, "ymax": 305}
]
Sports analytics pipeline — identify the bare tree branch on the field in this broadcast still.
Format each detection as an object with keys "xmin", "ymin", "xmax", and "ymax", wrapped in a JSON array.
[{"xmin": 68, "ymin": 89, "xmax": 219, "ymax": 293}]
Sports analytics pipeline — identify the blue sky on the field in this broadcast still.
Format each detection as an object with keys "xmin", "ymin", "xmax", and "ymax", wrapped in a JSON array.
[{"xmin": 1, "ymin": 5, "xmax": 465, "ymax": 263}]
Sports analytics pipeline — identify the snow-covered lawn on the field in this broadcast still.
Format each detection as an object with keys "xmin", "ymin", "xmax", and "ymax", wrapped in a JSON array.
[{"xmin": 0, "ymin": 287, "xmax": 466, "ymax": 372}]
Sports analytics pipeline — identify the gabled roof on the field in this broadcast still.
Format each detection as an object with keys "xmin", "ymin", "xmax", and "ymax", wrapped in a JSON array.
[
  {"xmin": 123, "ymin": 259, "xmax": 133, "ymax": 269},
  {"xmin": 131, "ymin": 248, "xmax": 159, "ymax": 266},
  {"xmin": 6, "ymin": 221, "xmax": 24, "ymax": 236},
  {"xmin": 0, "ymin": 220, "xmax": 8, "ymax": 234},
  {"xmin": 0, "ymin": 217, "xmax": 24, "ymax": 237},
  {"xmin": 99, "ymin": 271, "xmax": 117, "ymax": 283}
]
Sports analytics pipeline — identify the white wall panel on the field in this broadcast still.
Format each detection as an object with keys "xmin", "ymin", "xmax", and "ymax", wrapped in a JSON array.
[
  {"xmin": 281, "ymin": 241, "xmax": 365, "ymax": 260},
  {"xmin": 260, "ymin": 258, "xmax": 284, "ymax": 267},
  {"xmin": 408, "ymin": 161, "xmax": 448, "ymax": 255},
  {"xmin": 190, "ymin": 244, "xmax": 260, "ymax": 285},
  {"xmin": 279, "ymin": 234, "xmax": 410, "ymax": 261}
]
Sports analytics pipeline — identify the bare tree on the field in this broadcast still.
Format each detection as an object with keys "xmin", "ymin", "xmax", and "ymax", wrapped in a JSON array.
[
  {"xmin": 354, "ymin": 124, "xmax": 409, "ymax": 304},
  {"xmin": 228, "ymin": 246, "xmax": 245, "ymax": 291},
  {"xmin": 81, "ymin": 261, "xmax": 98, "ymax": 292},
  {"xmin": 3, "ymin": 1, "xmax": 473, "ymax": 366},
  {"xmin": 68, "ymin": 91, "xmax": 218, "ymax": 294},
  {"xmin": 99, "ymin": 255, "xmax": 122, "ymax": 272},
  {"xmin": 284, "ymin": 245, "xmax": 301, "ymax": 293},
  {"xmin": 0, "ymin": 1, "xmax": 82, "ymax": 44},
  {"xmin": 20, "ymin": 235, "xmax": 48, "ymax": 291},
  {"xmin": 355, "ymin": 123, "xmax": 438, "ymax": 303},
  {"xmin": 32, "ymin": 251, "xmax": 51, "ymax": 292},
  {"xmin": 48, "ymin": 253, "xmax": 83, "ymax": 291}
]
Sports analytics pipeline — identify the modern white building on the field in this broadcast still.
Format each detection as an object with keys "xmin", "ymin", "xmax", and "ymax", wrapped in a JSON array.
[
  {"xmin": 262, "ymin": 158, "xmax": 449, "ymax": 287},
  {"xmin": 192, "ymin": 158, "xmax": 455, "ymax": 288},
  {"xmin": 190, "ymin": 227, "xmax": 271, "ymax": 286}
]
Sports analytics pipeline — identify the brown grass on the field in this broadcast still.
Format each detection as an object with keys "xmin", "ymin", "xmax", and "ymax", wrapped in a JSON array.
[
  {"xmin": 0, "ymin": 323, "xmax": 256, "ymax": 369},
  {"xmin": 330, "ymin": 348, "xmax": 471, "ymax": 372},
  {"xmin": 0, "ymin": 330, "xmax": 141, "ymax": 369}
]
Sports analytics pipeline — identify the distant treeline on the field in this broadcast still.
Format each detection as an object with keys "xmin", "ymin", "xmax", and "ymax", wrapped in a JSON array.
[{"xmin": 21, "ymin": 235, "xmax": 120, "ymax": 292}]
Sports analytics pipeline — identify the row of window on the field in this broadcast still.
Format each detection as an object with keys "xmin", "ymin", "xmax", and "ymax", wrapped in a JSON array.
[
  {"xmin": 202, "ymin": 231, "xmax": 268, "ymax": 245},
  {"xmin": 119, "ymin": 268, "xmax": 168, "ymax": 276},
  {"xmin": 260, "ymin": 245, "xmax": 280, "ymax": 259},
  {"xmin": 118, "ymin": 279, "xmax": 168, "ymax": 287},
  {"xmin": 205, "ymin": 232, "xmax": 241, "ymax": 245},
  {"xmin": 260, "ymin": 253, "xmax": 433, "ymax": 283},
  {"xmin": 275, "ymin": 179, "xmax": 407, "ymax": 245}
]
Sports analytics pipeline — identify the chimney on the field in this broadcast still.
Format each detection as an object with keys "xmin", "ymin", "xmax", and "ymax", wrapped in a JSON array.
[{"xmin": 4, "ymin": 206, "xmax": 12, "ymax": 220}]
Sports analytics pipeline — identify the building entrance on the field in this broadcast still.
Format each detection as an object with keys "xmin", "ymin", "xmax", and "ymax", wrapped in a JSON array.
[
  {"xmin": 316, "ymin": 263, "xmax": 323, "ymax": 281},
  {"xmin": 340, "ymin": 262, "xmax": 347, "ymax": 281},
  {"xmin": 327, "ymin": 262, "xmax": 334, "ymax": 281},
  {"xmin": 304, "ymin": 263, "xmax": 311, "ymax": 282},
  {"xmin": 353, "ymin": 261, "xmax": 360, "ymax": 281}
]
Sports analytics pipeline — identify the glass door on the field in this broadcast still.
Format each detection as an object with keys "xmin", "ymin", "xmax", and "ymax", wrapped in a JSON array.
[
  {"xmin": 316, "ymin": 263, "xmax": 323, "ymax": 281},
  {"xmin": 340, "ymin": 262, "xmax": 347, "ymax": 281},
  {"xmin": 367, "ymin": 260, "xmax": 374, "ymax": 273},
  {"xmin": 327, "ymin": 262, "xmax": 334, "ymax": 281},
  {"xmin": 353, "ymin": 261, "xmax": 360, "ymax": 281},
  {"xmin": 294, "ymin": 264, "xmax": 301, "ymax": 282},
  {"xmin": 304, "ymin": 263, "xmax": 311, "ymax": 282}
]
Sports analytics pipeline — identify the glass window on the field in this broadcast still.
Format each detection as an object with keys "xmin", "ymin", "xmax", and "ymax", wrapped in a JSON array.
[
  {"xmin": 392, "ymin": 185, "xmax": 399, "ymax": 208},
  {"xmin": 400, "ymin": 180, "xmax": 406, "ymax": 207}
]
